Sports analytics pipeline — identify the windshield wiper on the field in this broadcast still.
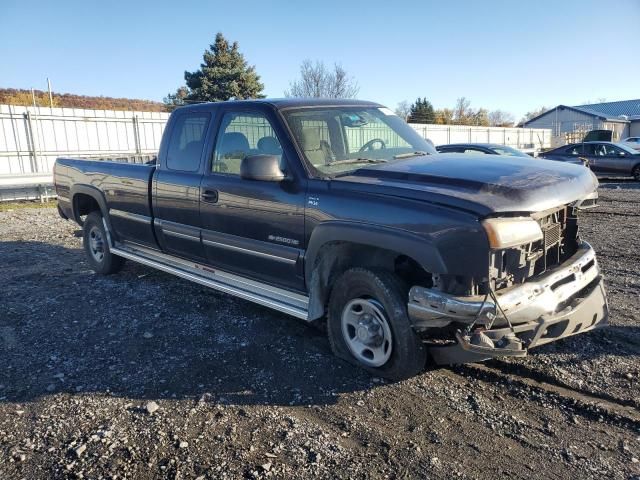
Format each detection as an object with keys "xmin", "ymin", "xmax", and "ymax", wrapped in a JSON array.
[
  {"xmin": 393, "ymin": 151, "xmax": 429, "ymax": 159},
  {"xmin": 326, "ymin": 158, "xmax": 388, "ymax": 166}
]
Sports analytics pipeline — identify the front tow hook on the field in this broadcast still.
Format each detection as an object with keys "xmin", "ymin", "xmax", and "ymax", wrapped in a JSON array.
[{"xmin": 454, "ymin": 331, "xmax": 528, "ymax": 358}]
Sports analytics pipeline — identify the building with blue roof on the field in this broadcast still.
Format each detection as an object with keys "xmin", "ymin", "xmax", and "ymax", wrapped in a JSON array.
[{"xmin": 523, "ymin": 99, "xmax": 640, "ymax": 146}]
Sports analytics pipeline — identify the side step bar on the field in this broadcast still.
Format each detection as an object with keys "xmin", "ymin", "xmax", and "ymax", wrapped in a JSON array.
[{"xmin": 110, "ymin": 243, "xmax": 310, "ymax": 320}]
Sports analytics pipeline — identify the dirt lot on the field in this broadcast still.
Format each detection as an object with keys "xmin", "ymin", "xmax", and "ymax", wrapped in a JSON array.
[{"xmin": 1, "ymin": 183, "xmax": 639, "ymax": 480}]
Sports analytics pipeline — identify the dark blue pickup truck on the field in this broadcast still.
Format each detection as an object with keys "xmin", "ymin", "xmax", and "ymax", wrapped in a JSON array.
[{"xmin": 54, "ymin": 99, "xmax": 608, "ymax": 380}]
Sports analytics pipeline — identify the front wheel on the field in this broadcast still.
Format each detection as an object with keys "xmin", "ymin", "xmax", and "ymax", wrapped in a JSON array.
[
  {"xmin": 82, "ymin": 211, "xmax": 124, "ymax": 275},
  {"xmin": 327, "ymin": 268, "xmax": 427, "ymax": 381},
  {"xmin": 633, "ymin": 165, "xmax": 640, "ymax": 182}
]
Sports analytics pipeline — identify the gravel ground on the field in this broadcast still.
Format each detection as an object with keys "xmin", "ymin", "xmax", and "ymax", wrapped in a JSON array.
[{"xmin": 0, "ymin": 183, "xmax": 639, "ymax": 480}]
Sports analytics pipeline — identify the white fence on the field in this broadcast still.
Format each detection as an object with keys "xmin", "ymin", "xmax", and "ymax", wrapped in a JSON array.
[
  {"xmin": 408, "ymin": 123, "xmax": 552, "ymax": 152},
  {"xmin": 0, "ymin": 104, "xmax": 552, "ymax": 200},
  {"xmin": 0, "ymin": 104, "xmax": 168, "ymax": 175}
]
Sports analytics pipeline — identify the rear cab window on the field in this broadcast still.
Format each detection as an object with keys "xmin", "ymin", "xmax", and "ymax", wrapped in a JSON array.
[{"xmin": 166, "ymin": 113, "xmax": 211, "ymax": 172}]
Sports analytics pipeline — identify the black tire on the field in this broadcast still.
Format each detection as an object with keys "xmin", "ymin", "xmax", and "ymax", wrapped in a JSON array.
[
  {"xmin": 82, "ymin": 211, "xmax": 124, "ymax": 275},
  {"xmin": 327, "ymin": 268, "xmax": 427, "ymax": 381},
  {"xmin": 633, "ymin": 165, "xmax": 640, "ymax": 182}
]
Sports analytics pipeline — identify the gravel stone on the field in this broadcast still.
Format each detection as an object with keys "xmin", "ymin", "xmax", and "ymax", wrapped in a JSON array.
[
  {"xmin": 145, "ymin": 401, "xmax": 159, "ymax": 414},
  {"xmin": 74, "ymin": 444, "xmax": 87, "ymax": 457},
  {"xmin": 0, "ymin": 184, "xmax": 638, "ymax": 479}
]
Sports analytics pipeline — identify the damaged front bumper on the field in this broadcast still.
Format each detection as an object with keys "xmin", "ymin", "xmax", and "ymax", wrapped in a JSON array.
[{"xmin": 407, "ymin": 242, "xmax": 609, "ymax": 364}]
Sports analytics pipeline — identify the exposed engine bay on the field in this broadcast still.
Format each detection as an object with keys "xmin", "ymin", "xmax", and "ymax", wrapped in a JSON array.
[{"xmin": 490, "ymin": 205, "xmax": 580, "ymax": 291}]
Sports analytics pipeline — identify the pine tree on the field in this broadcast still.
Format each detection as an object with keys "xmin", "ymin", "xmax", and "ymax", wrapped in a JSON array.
[
  {"xmin": 166, "ymin": 33, "xmax": 264, "ymax": 106},
  {"xmin": 407, "ymin": 98, "xmax": 436, "ymax": 124}
]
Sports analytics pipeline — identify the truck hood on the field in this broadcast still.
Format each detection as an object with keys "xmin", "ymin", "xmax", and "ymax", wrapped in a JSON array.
[{"xmin": 334, "ymin": 153, "xmax": 599, "ymax": 216}]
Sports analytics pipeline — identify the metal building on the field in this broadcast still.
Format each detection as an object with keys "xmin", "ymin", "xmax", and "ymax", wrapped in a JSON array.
[{"xmin": 523, "ymin": 99, "xmax": 640, "ymax": 146}]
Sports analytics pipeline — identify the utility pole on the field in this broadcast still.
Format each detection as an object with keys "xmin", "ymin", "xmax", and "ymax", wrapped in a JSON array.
[
  {"xmin": 47, "ymin": 78, "xmax": 53, "ymax": 108},
  {"xmin": 31, "ymin": 88, "xmax": 37, "ymax": 108}
]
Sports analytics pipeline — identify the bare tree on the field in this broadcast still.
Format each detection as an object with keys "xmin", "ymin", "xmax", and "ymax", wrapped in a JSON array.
[
  {"xmin": 434, "ymin": 108, "xmax": 454, "ymax": 125},
  {"xmin": 488, "ymin": 109, "xmax": 515, "ymax": 127},
  {"xmin": 453, "ymin": 97, "xmax": 472, "ymax": 124},
  {"xmin": 520, "ymin": 106, "xmax": 548, "ymax": 124},
  {"xmin": 394, "ymin": 100, "xmax": 411, "ymax": 120},
  {"xmin": 285, "ymin": 60, "xmax": 359, "ymax": 98}
]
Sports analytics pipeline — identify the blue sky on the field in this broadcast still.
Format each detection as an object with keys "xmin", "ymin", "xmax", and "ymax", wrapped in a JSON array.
[{"xmin": 1, "ymin": 0, "xmax": 639, "ymax": 119}]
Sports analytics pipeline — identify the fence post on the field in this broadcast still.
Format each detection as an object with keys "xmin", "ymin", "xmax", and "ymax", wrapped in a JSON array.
[
  {"xmin": 24, "ymin": 111, "xmax": 39, "ymax": 173},
  {"xmin": 132, "ymin": 115, "xmax": 142, "ymax": 154}
]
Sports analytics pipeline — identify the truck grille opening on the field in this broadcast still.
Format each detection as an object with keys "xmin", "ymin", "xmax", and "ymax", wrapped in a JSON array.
[{"xmin": 490, "ymin": 205, "xmax": 579, "ymax": 290}]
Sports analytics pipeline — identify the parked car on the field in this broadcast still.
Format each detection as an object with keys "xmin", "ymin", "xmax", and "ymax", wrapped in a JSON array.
[
  {"xmin": 54, "ymin": 99, "xmax": 607, "ymax": 380},
  {"xmin": 621, "ymin": 137, "xmax": 640, "ymax": 151},
  {"xmin": 436, "ymin": 143, "xmax": 587, "ymax": 166},
  {"xmin": 435, "ymin": 143, "xmax": 531, "ymax": 157},
  {"xmin": 540, "ymin": 141, "xmax": 640, "ymax": 180}
]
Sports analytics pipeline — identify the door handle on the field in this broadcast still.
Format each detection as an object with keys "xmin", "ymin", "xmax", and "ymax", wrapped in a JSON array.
[{"xmin": 202, "ymin": 189, "xmax": 218, "ymax": 203}]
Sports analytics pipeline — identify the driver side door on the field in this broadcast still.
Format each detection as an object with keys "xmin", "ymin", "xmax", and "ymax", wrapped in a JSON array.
[{"xmin": 199, "ymin": 106, "xmax": 306, "ymax": 291}]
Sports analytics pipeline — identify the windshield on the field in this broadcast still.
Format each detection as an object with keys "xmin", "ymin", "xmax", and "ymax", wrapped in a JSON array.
[
  {"xmin": 490, "ymin": 145, "xmax": 531, "ymax": 158},
  {"xmin": 282, "ymin": 106, "xmax": 436, "ymax": 176}
]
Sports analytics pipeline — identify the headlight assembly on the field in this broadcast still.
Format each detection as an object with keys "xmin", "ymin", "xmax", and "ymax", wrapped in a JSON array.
[{"xmin": 482, "ymin": 217, "xmax": 543, "ymax": 249}]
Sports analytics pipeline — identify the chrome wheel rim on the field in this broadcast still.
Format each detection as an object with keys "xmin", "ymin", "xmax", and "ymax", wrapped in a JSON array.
[
  {"xmin": 341, "ymin": 298, "xmax": 393, "ymax": 367},
  {"xmin": 88, "ymin": 226, "xmax": 105, "ymax": 262}
]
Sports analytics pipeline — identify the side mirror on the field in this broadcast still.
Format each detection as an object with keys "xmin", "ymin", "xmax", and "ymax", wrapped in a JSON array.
[
  {"xmin": 618, "ymin": 151, "xmax": 626, "ymax": 156},
  {"xmin": 240, "ymin": 155, "xmax": 286, "ymax": 181}
]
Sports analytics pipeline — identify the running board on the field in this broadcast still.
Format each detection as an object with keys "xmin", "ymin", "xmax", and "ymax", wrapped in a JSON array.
[{"xmin": 110, "ymin": 243, "xmax": 310, "ymax": 320}]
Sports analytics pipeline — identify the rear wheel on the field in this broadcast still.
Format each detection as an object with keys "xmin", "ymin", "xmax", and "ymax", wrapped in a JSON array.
[
  {"xmin": 633, "ymin": 165, "xmax": 640, "ymax": 181},
  {"xmin": 327, "ymin": 268, "xmax": 427, "ymax": 381},
  {"xmin": 82, "ymin": 211, "xmax": 124, "ymax": 275}
]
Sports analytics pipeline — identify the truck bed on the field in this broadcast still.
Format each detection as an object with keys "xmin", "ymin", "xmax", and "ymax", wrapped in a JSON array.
[{"xmin": 55, "ymin": 157, "xmax": 157, "ymax": 247}]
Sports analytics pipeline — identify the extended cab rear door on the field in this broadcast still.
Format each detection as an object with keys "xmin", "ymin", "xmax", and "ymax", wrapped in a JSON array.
[{"xmin": 153, "ymin": 110, "xmax": 212, "ymax": 260}]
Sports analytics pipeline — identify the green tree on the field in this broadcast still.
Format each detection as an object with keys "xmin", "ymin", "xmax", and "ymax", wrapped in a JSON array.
[
  {"xmin": 407, "ymin": 98, "xmax": 436, "ymax": 124},
  {"xmin": 163, "ymin": 86, "xmax": 189, "ymax": 110},
  {"xmin": 165, "ymin": 32, "xmax": 264, "ymax": 107}
]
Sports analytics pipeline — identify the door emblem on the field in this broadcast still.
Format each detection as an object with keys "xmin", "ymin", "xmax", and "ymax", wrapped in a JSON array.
[{"xmin": 268, "ymin": 235, "xmax": 300, "ymax": 246}]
